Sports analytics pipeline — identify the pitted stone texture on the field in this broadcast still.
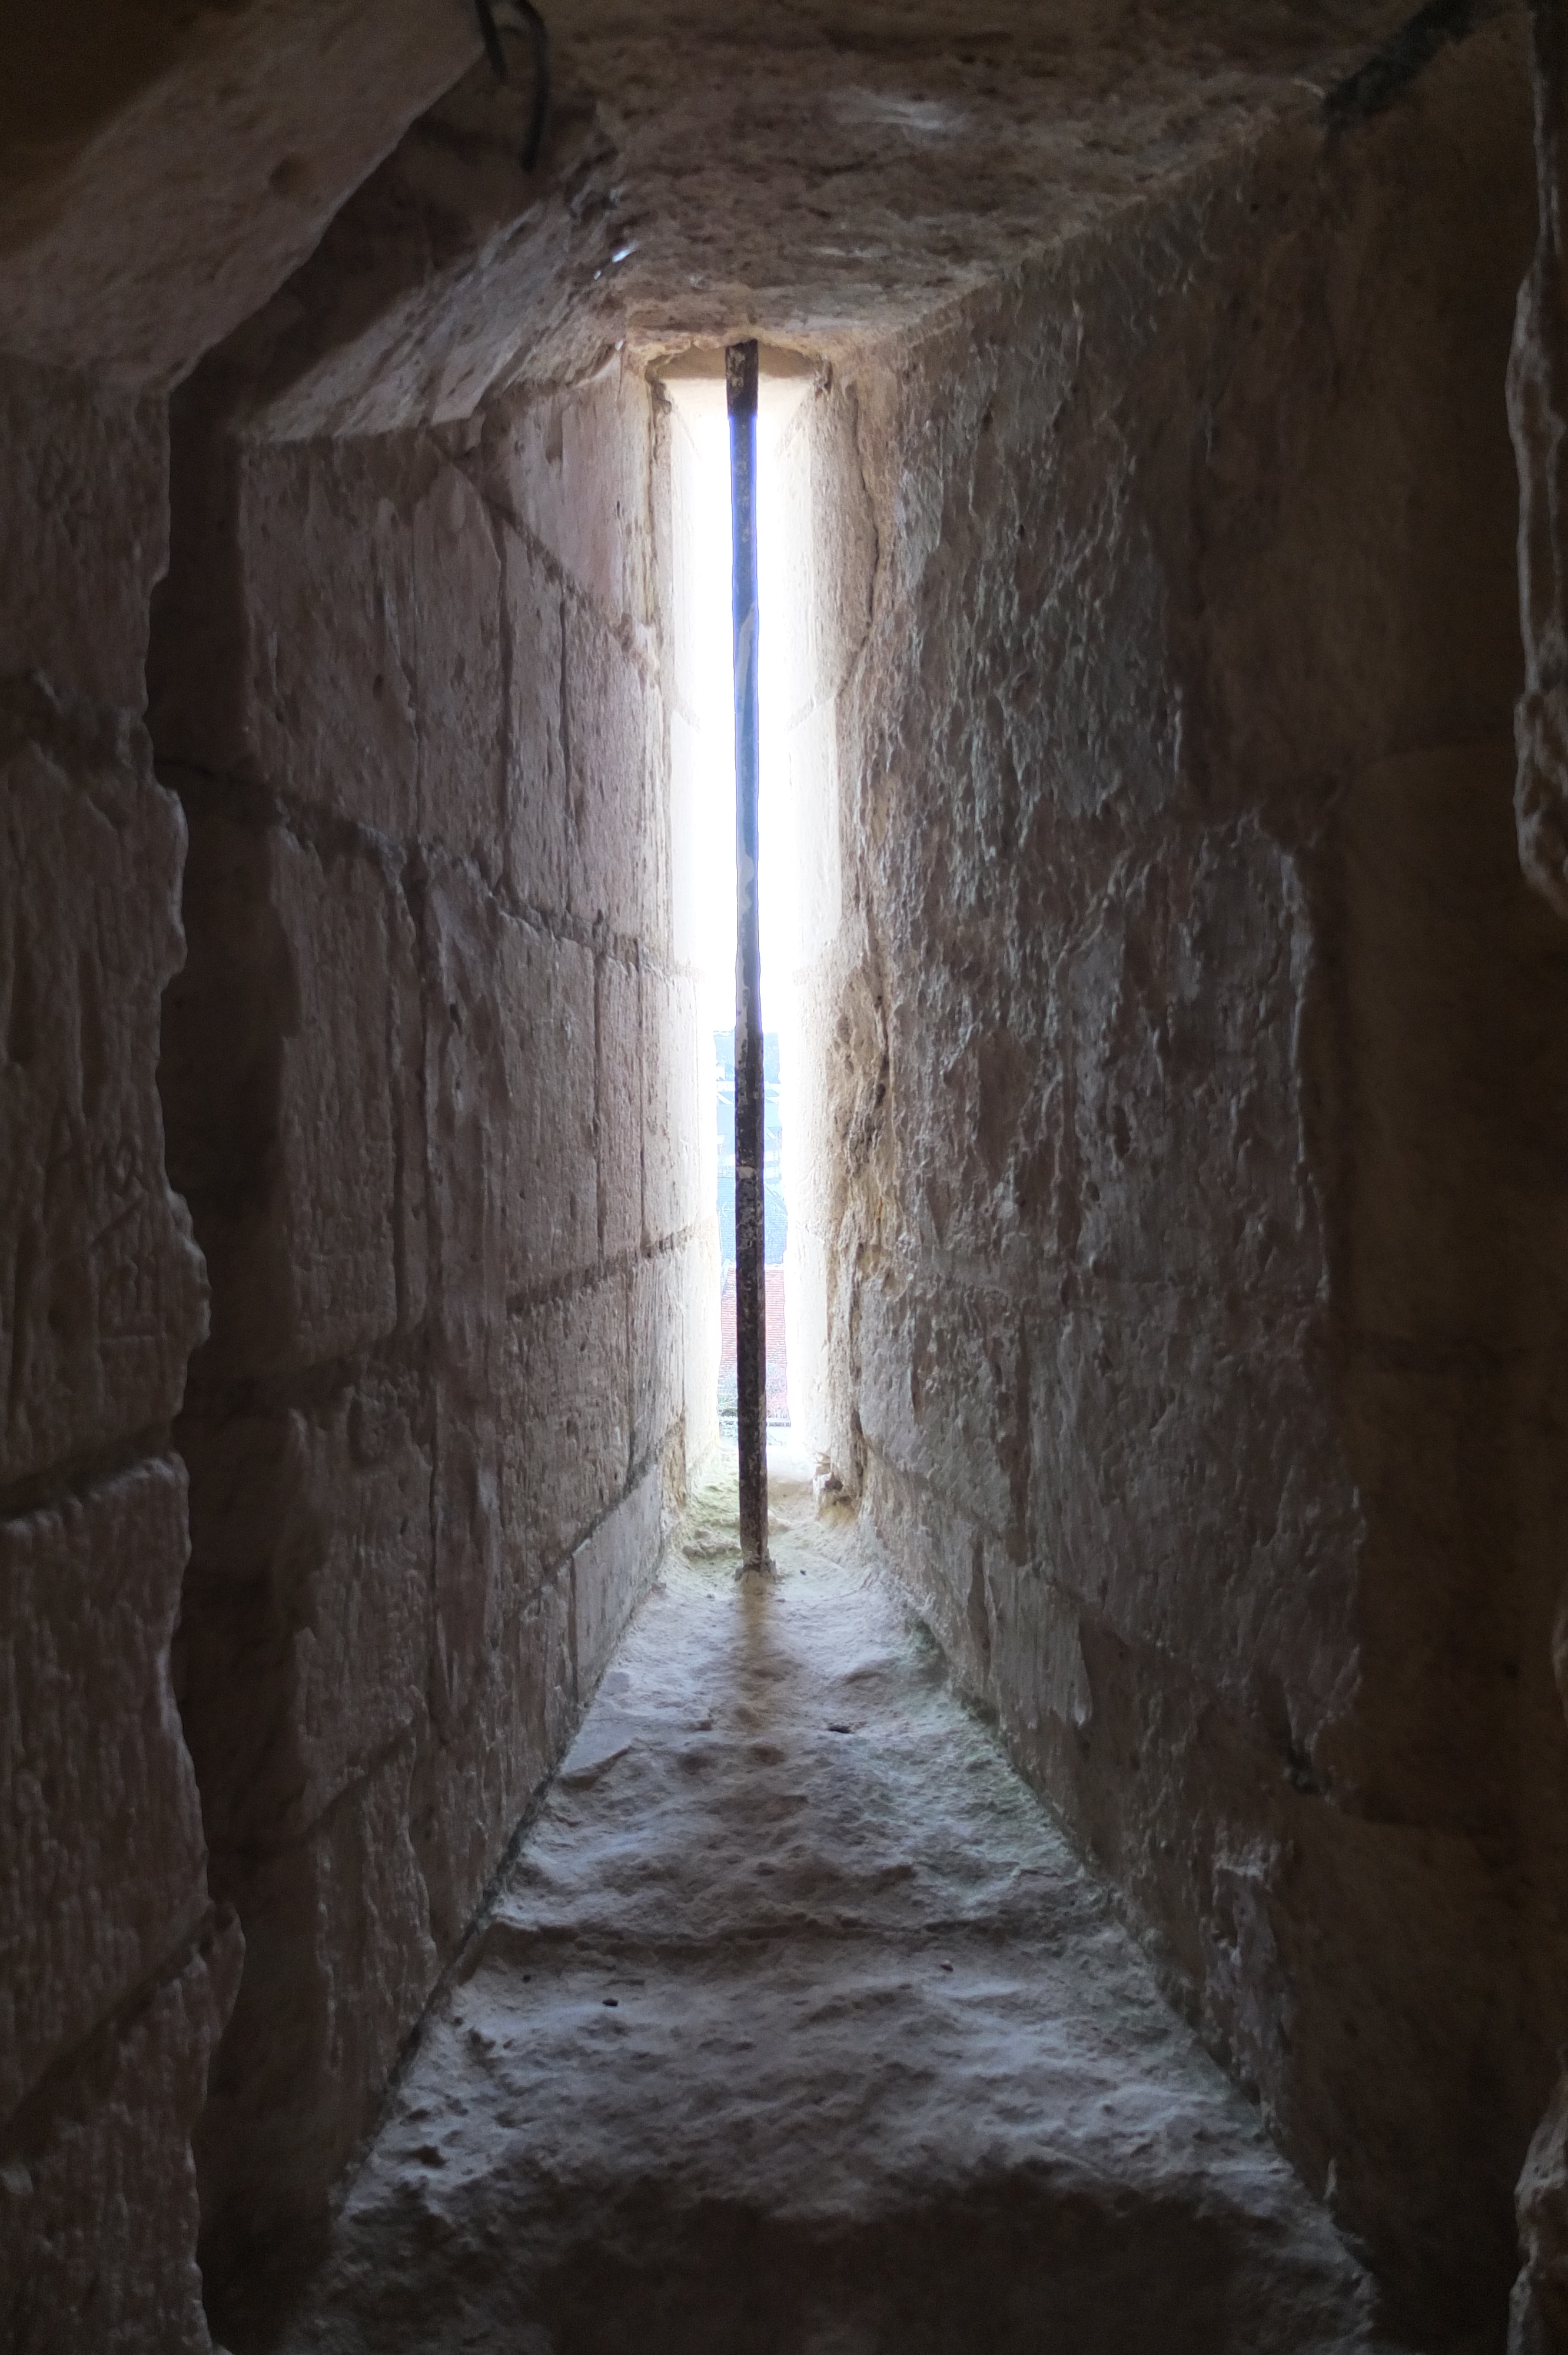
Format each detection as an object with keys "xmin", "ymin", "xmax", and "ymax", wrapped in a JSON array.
[
  {"xmin": 0, "ymin": 0, "xmax": 482, "ymax": 387},
  {"xmin": 0, "ymin": 1459, "xmax": 210, "ymax": 2120},
  {"xmin": 502, "ymin": 1274, "xmax": 631, "ymax": 1580},
  {"xmin": 0, "ymin": 362, "xmax": 167, "ymax": 711},
  {"xmin": 155, "ymin": 434, "xmax": 506, "ymax": 855},
  {"xmin": 487, "ymin": 365, "xmax": 657, "ymax": 631},
  {"xmin": 501, "ymin": 523, "xmax": 570, "ymax": 914},
  {"xmin": 163, "ymin": 808, "xmax": 414, "ymax": 1379},
  {"xmin": 177, "ymin": 1374, "xmax": 434, "ymax": 1858},
  {"xmin": 641, "ymin": 967, "xmax": 702, "ymax": 1248},
  {"xmin": 0, "ymin": 701, "xmax": 206, "ymax": 1490},
  {"xmin": 196, "ymin": 1737, "xmax": 437, "ymax": 2275},
  {"xmin": 823, "ymin": 35, "xmax": 1552, "ymax": 2337},
  {"xmin": 269, "ymin": 1471, "xmax": 1379, "ymax": 2355},
  {"xmin": 0, "ymin": 1917, "xmax": 242, "ymax": 2355}
]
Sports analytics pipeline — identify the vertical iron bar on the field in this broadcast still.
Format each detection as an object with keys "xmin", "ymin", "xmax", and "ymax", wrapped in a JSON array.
[{"xmin": 727, "ymin": 338, "xmax": 769, "ymax": 1571}]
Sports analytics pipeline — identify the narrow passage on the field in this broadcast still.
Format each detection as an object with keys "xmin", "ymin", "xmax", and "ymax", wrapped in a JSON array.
[{"xmin": 278, "ymin": 1458, "xmax": 1381, "ymax": 2355}]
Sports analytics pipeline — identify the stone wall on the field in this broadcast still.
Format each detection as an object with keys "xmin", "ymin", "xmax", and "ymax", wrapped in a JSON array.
[
  {"xmin": 824, "ymin": 26, "xmax": 1565, "ymax": 2343},
  {"xmin": 0, "ymin": 361, "xmax": 241, "ymax": 2354},
  {"xmin": 151, "ymin": 347, "xmax": 705, "ymax": 2317}
]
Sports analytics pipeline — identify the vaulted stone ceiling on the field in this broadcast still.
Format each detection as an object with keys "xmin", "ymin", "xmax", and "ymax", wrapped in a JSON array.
[{"xmin": 0, "ymin": 0, "xmax": 1453, "ymax": 390}]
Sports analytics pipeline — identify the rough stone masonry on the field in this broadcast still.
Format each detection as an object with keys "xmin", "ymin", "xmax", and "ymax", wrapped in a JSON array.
[{"xmin": 4, "ymin": 5, "xmax": 1568, "ymax": 2353}]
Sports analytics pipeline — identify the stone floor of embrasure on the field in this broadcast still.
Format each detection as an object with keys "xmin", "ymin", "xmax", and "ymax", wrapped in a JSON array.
[{"xmin": 273, "ymin": 1445, "xmax": 1384, "ymax": 2355}]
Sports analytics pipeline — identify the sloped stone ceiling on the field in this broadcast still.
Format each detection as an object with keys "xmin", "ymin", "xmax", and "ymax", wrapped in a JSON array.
[
  {"xmin": 0, "ymin": 0, "xmax": 1436, "ymax": 390},
  {"xmin": 0, "ymin": 0, "xmax": 481, "ymax": 386}
]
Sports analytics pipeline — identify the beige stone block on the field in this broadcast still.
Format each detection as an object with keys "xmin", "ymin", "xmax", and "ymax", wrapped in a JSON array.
[
  {"xmin": 501, "ymin": 1275, "xmax": 629, "ymax": 1578},
  {"xmin": 411, "ymin": 1567, "xmax": 573, "ymax": 1955},
  {"xmin": 632, "ymin": 1248, "xmax": 684, "ymax": 1471},
  {"xmin": 571, "ymin": 1464, "xmax": 662, "ymax": 1697},
  {"xmin": 1028, "ymin": 1295, "xmax": 1357, "ymax": 1747},
  {"xmin": 198, "ymin": 1740, "xmax": 434, "ymax": 2244},
  {"xmin": 500, "ymin": 917, "xmax": 598, "ymax": 1286},
  {"xmin": 0, "ymin": 1460, "xmax": 208, "ymax": 2120},
  {"xmin": 167, "ymin": 812, "xmax": 408, "ymax": 1378},
  {"xmin": 0, "ymin": 361, "xmax": 167, "ymax": 713},
  {"xmin": 421, "ymin": 860, "xmax": 506, "ymax": 1398},
  {"xmin": 597, "ymin": 953, "xmax": 642, "ymax": 1262},
  {"xmin": 412, "ymin": 460, "xmax": 504, "ymax": 864},
  {"xmin": 683, "ymin": 1218, "xmax": 723, "ymax": 1474},
  {"xmin": 0, "ymin": 710, "xmax": 207, "ymax": 1488},
  {"xmin": 642, "ymin": 968, "xmax": 702, "ymax": 1247},
  {"xmin": 237, "ymin": 437, "xmax": 421, "ymax": 840},
  {"xmin": 858, "ymin": 1273, "xmax": 1025, "ymax": 1545},
  {"xmin": 491, "ymin": 363, "xmax": 655, "ymax": 629},
  {"xmin": 564, "ymin": 596, "xmax": 652, "ymax": 937},
  {"xmin": 501, "ymin": 523, "xmax": 569, "ymax": 915},
  {"xmin": 0, "ymin": 1916, "xmax": 241, "ymax": 2355},
  {"xmin": 179, "ymin": 1375, "xmax": 433, "ymax": 1855}
]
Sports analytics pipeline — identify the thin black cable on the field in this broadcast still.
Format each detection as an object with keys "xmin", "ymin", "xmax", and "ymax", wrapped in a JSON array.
[
  {"xmin": 1321, "ymin": 0, "xmax": 1507, "ymax": 130},
  {"xmin": 471, "ymin": 0, "xmax": 552, "ymax": 171}
]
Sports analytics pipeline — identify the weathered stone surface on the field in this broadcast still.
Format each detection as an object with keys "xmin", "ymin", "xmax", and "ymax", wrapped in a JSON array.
[
  {"xmin": 163, "ymin": 807, "xmax": 411, "ymax": 1378},
  {"xmin": 501, "ymin": 522, "xmax": 569, "ymax": 914},
  {"xmin": 177, "ymin": 1373, "xmax": 434, "ymax": 1858},
  {"xmin": 270, "ymin": 1472, "xmax": 1378, "ymax": 2354},
  {"xmin": 0, "ymin": 1916, "xmax": 241, "ymax": 2355},
  {"xmin": 197, "ymin": 1739, "xmax": 436, "ymax": 2271},
  {"xmin": 0, "ymin": 702, "xmax": 207, "ymax": 1491},
  {"xmin": 0, "ymin": 1459, "xmax": 209, "ymax": 2120},
  {"xmin": 632, "ymin": 1247, "xmax": 685, "ymax": 1474},
  {"xmin": 597, "ymin": 951, "xmax": 643, "ymax": 1264},
  {"xmin": 642, "ymin": 967, "xmax": 702, "ymax": 1248},
  {"xmin": 564, "ymin": 593, "xmax": 655, "ymax": 938},
  {"xmin": 813, "ymin": 34, "xmax": 1553, "ymax": 2340},
  {"xmin": 502, "ymin": 1276, "xmax": 631, "ymax": 1580},
  {"xmin": 0, "ymin": 0, "xmax": 482, "ymax": 388},
  {"xmin": 0, "ymin": 361, "xmax": 167, "ymax": 711},
  {"xmin": 500, "ymin": 916, "xmax": 599, "ymax": 1286},
  {"xmin": 570, "ymin": 1462, "xmax": 663, "ymax": 1699},
  {"xmin": 488, "ymin": 363, "xmax": 657, "ymax": 630}
]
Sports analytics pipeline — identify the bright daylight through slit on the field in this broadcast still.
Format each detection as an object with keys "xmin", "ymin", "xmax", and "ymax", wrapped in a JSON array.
[{"xmin": 665, "ymin": 357, "xmax": 809, "ymax": 1450}]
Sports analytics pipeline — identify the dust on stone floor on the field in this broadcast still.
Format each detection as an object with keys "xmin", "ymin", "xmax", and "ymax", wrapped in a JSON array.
[{"xmin": 269, "ymin": 1447, "xmax": 1386, "ymax": 2354}]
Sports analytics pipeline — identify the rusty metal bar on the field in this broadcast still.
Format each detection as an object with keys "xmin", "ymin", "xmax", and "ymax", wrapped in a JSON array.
[{"xmin": 727, "ymin": 337, "xmax": 770, "ymax": 1571}]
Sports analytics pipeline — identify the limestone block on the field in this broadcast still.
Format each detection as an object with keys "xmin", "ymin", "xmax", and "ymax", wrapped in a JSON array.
[
  {"xmin": 632, "ymin": 1248, "xmax": 684, "ymax": 1472},
  {"xmin": 1064, "ymin": 823, "xmax": 1318, "ymax": 1298},
  {"xmin": 411, "ymin": 1566, "xmax": 573, "ymax": 1955},
  {"xmin": 501, "ymin": 1275, "xmax": 630, "ymax": 1581},
  {"xmin": 0, "ymin": 1916, "xmax": 241, "ymax": 2355},
  {"xmin": 571, "ymin": 1464, "xmax": 662, "ymax": 1699},
  {"xmin": 1339, "ymin": 742, "xmax": 1568, "ymax": 1354},
  {"xmin": 0, "ymin": 1458, "xmax": 209, "ymax": 2122},
  {"xmin": 1028, "ymin": 1295, "xmax": 1358, "ymax": 1750},
  {"xmin": 178, "ymin": 1372, "xmax": 434, "ymax": 1856},
  {"xmin": 421, "ymin": 859, "xmax": 506, "ymax": 1401},
  {"xmin": 0, "ymin": 704, "xmax": 207, "ymax": 1488},
  {"xmin": 683, "ymin": 1217, "xmax": 723, "ymax": 1474},
  {"xmin": 428, "ymin": 1378, "xmax": 501, "ymax": 1741},
  {"xmin": 198, "ymin": 1739, "xmax": 435, "ymax": 2245},
  {"xmin": 500, "ymin": 915, "xmax": 599, "ymax": 1286},
  {"xmin": 856, "ymin": 1273, "xmax": 1025, "ymax": 1545},
  {"xmin": 597, "ymin": 953, "xmax": 642, "ymax": 1262},
  {"xmin": 0, "ymin": 362, "xmax": 167, "ymax": 712},
  {"xmin": 236, "ymin": 436, "xmax": 421, "ymax": 840},
  {"xmin": 490, "ymin": 364, "xmax": 655, "ymax": 630},
  {"xmin": 166, "ymin": 809, "xmax": 408, "ymax": 1377},
  {"xmin": 564, "ymin": 595, "xmax": 652, "ymax": 938},
  {"xmin": 411, "ymin": 460, "xmax": 504, "ymax": 863},
  {"xmin": 502, "ymin": 523, "xmax": 568, "ymax": 914},
  {"xmin": 642, "ymin": 968, "xmax": 702, "ymax": 1248}
]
